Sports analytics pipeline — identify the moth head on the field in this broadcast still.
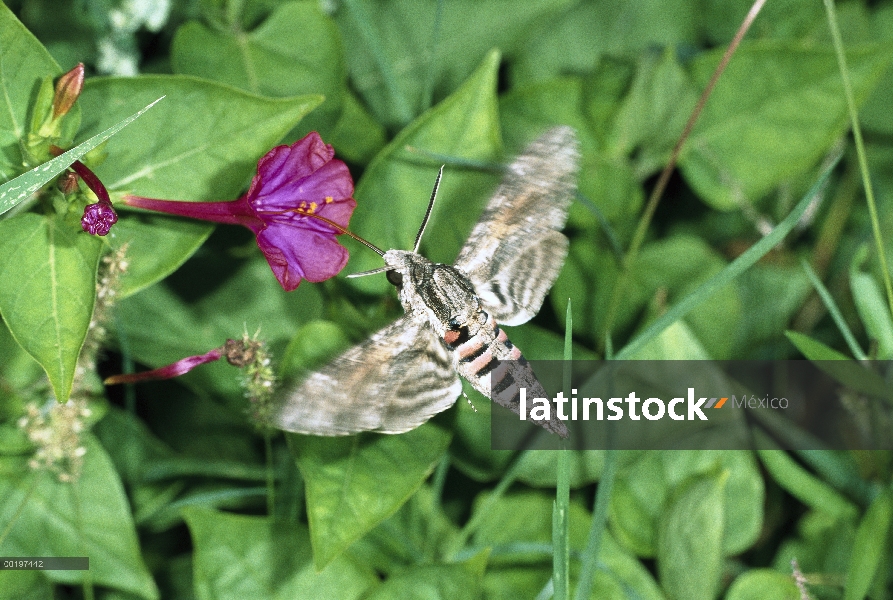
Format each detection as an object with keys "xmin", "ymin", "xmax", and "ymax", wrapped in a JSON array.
[{"xmin": 346, "ymin": 165, "xmax": 445, "ymax": 285}]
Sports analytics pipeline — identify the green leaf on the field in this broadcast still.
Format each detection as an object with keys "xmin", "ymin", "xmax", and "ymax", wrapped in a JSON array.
[
  {"xmin": 346, "ymin": 49, "xmax": 501, "ymax": 295},
  {"xmin": 607, "ymin": 48, "xmax": 699, "ymax": 168},
  {"xmin": 513, "ymin": 450, "xmax": 604, "ymax": 489},
  {"xmin": 76, "ymin": 76, "xmax": 322, "ymax": 296},
  {"xmin": 327, "ymin": 90, "xmax": 387, "ymax": 164},
  {"xmin": 349, "ymin": 485, "xmax": 458, "ymax": 573},
  {"xmin": 183, "ymin": 507, "xmax": 376, "ymax": 600},
  {"xmin": 280, "ymin": 320, "xmax": 351, "ymax": 377},
  {"xmin": 0, "ymin": 315, "xmax": 43, "ymax": 394},
  {"xmin": 335, "ymin": 0, "xmax": 572, "ymax": 129},
  {"xmin": 736, "ymin": 264, "xmax": 811, "ymax": 353},
  {"xmin": 701, "ymin": 0, "xmax": 825, "ymax": 45},
  {"xmin": 850, "ymin": 271, "xmax": 893, "ymax": 359},
  {"xmin": 510, "ymin": 0, "xmax": 698, "ymax": 87},
  {"xmin": 292, "ymin": 423, "xmax": 451, "ymax": 570},
  {"xmin": 657, "ymin": 472, "xmax": 726, "ymax": 600},
  {"xmin": 170, "ymin": 1, "xmax": 385, "ymax": 161},
  {"xmin": 471, "ymin": 491, "xmax": 663, "ymax": 600},
  {"xmin": 610, "ymin": 451, "xmax": 763, "ymax": 558},
  {"xmin": 500, "ymin": 75, "xmax": 643, "ymax": 229},
  {"xmin": 725, "ymin": 569, "xmax": 800, "ymax": 600},
  {"xmin": 0, "ymin": 213, "xmax": 101, "ymax": 401},
  {"xmin": 785, "ymin": 330, "xmax": 851, "ymax": 361},
  {"xmin": 0, "ymin": 569, "xmax": 53, "ymax": 599},
  {"xmin": 0, "ymin": 436, "xmax": 158, "ymax": 599},
  {"xmin": 0, "ymin": 97, "xmax": 161, "ymax": 216},
  {"xmin": 844, "ymin": 490, "xmax": 893, "ymax": 600},
  {"xmin": 635, "ymin": 235, "xmax": 743, "ymax": 360},
  {"xmin": 172, "ymin": 4, "xmax": 342, "ymax": 102},
  {"xmin": 626, "ymin": 319, "xmax": 712, "ymax": 360},
  {"xmin": 0, "ymin": 3, "xmax": 61, "ymax": 174},
  {"xmin": 363, "ymin": 560, "xmax": 485, "ymax": 600},
  {"xmin": 111, "ymin": 214, "xmax": 213, "ymax": 299},
  {"xmin": 681, "ymin": 42, "xmax": 893, "ymax": 210}
]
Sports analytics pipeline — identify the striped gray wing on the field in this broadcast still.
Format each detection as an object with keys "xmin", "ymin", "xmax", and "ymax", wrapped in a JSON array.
[
  {"xmin": 273, "ymin": 315, "xmax": 461, "ymax": 435},
  {"xmin": 454, "ymin": 126, "xmax": 579, "ymax": 326}
]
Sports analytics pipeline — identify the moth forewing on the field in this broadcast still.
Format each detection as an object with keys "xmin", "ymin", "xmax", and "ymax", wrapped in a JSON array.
[{"xmin": 273, "ymin": 126, "xmax": 579, "ymax": 438}]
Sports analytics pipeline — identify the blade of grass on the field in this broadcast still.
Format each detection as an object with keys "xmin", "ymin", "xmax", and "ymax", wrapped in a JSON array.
[
  {"xmin": 574, "ymin": 450, "xmax": 618, "ymax": 600},
  {"xmin": 0, "ymin": 97, "xmax": 163, "ymax": 216},
  {"xmin": 822, "ymin": 0, "xmax": 893, "ymax": 320},
  {"xmin": 552, "ymin": 301, "xmax": 573, "ymax": 600},
  {"xmin": 616, "ymin": 152, "xmax": 841, "ymax": 360},
  {"xmin": 757, "ymin": 448, "xmax": 858, "ymax": 521},
  {"xmin": 800, "ymin": 258, "xmax": 867, "ymax": 361}
]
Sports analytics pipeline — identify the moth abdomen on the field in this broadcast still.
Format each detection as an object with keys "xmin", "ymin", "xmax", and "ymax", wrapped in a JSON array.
[{"xmin": 452, "ymin": 311, "xmax": 569, "ymax": 438}]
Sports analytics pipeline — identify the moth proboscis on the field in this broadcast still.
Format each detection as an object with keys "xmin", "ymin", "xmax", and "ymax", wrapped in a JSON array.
[{"xmin": 273, "ymin": 126, "xmax": 579, "ymax": 438}]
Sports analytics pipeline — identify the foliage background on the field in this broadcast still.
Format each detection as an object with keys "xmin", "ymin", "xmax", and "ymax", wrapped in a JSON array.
[{"xmin": 1, "ymin": 0, "xmax": 893, "ymax": 598}]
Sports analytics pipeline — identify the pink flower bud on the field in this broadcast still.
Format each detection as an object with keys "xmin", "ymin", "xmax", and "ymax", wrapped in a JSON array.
[{"xmin": 52, "ymin": 63, "xmax": 85, "ymax": 119}]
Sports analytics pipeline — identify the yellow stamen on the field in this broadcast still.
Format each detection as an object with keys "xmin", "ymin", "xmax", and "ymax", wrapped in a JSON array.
[{"xmin": 325, "ymin": 196, "xmax": 334, "ymax": 204}]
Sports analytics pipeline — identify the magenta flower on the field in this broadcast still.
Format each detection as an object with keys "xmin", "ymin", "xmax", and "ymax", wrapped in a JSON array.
[
  {"xmin": 81, "ymin": 201, "xmax": 119, "ymax": 236},
  {"xmin": 124, "ymin": 132, "xmax": 356, "ymax": 291}
]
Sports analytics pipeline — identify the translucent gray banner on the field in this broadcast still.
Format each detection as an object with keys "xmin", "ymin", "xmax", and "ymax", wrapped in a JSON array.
[{"xmin": 490, "ymin": 360, "xmax": 893, "ymax": 450}]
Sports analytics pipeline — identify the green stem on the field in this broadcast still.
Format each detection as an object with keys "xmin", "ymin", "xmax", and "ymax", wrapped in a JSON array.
[
  {"xmin": 602, "ymin": 0, "xmax": 768, "ymax": 347},
  {"xmin": 822, "ymin": 0, "xmax": 893, "ymax": 320}
]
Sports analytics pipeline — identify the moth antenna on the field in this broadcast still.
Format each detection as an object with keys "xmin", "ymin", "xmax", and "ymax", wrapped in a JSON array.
[
  {"xmin": 346, "ymin": 266, "xmax": 391, "ymax": 278},
  {"xmin": 412, "ymin": 165, "xmax": 444, "ymax": 253},
  {"xmin": 297, "ymin": 210, "xmax": 385, "ymax": 257}
]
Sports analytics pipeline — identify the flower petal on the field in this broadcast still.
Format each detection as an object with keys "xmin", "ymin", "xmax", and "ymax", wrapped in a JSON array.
[
  {"xmin": 257, "ymin": 223, "xmax": 350, "ymax": 290},
  {"xmin": 247, "ymin": 132, "xmax": 337, "ymax": 201}
]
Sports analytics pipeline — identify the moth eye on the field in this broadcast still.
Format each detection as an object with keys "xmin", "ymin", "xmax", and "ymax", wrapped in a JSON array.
[
  {"xmin": 386, "ymin": 270, "xmax": 403, "ymax": 288},
  {"xmin": 448, "ymin": 317, "xmax": 462, "ymax": 329}
]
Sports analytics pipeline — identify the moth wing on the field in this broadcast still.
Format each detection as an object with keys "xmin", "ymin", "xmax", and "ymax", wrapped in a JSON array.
[
  {"xmin": 273, "ymin": 315, "xmax": 461, "ymax": 435},
  {"xmin": 454, "ymin": 126, "xmax": 579, "ymax": 326}
]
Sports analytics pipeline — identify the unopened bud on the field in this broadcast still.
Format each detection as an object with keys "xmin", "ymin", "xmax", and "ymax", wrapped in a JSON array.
[
  {"xmin": 52, "ymin": 63, "xmax": 85, "ymax": 119},
  {"xmin": 81, "ymin": 202, "xmax": 118, "ymax": 236}
]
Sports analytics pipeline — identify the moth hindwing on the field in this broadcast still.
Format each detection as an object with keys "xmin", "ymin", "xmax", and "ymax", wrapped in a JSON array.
[{"xmin": 274, "ymin": 126, "xmax": 579, "ymax": 438}]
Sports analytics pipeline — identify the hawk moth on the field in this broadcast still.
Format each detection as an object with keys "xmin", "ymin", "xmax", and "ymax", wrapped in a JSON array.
[{"xmin": 274, "ymin": 126, "xmax": 579, "ymax": 438}]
